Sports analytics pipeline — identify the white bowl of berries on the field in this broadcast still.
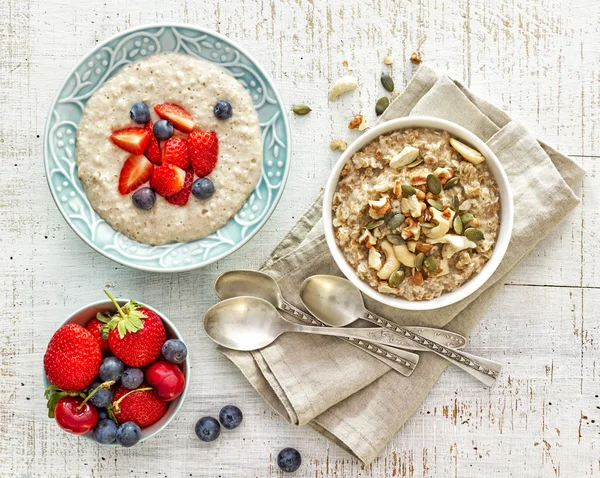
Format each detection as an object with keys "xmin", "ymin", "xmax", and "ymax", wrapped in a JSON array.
[{"xmin": 43, "ymin": 291, "xmax": 190, "ymax": 447}]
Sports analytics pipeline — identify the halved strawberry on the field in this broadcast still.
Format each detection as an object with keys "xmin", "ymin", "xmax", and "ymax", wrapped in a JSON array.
[
  {"xmin": 166, "ymin": 169, "xmax": 194, "ymax": 206},
  {"xmin": 110, "ymin": 127, "xmax": 150, "ymax": 155},
  {"xmin": 144, "ymin": 121, "xmax": 162, "ymax": 165},
  {"xmin": 150, "ymin": 164, "xmax": 186, "ymax": 197},
  {"xmin": 162, "ymin": 137, "xmax": 190, "ymax": 170},
  {"xmin": 118, "ymin": 155, "xmax": 154, "ymax": 195},
  {"xmin": 154, "ymin": 104, "xmax": 195, "ymax": 133},
  {"xmin": 189, "ymin": 130, "xmax": 219, "ymax": 178}
]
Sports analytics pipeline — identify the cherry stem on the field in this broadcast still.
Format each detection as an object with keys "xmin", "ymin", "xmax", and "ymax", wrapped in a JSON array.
[
  {"xmin": 112, "ymin": 387, "xmax": 153, "ymax": 413},
  {"xmin": 104, "ymin": 290, "xmax": 126, "ymax": 319},
  {"xmin": 76, "ymin": 380, "xmax": 115, "ymax": 412}
]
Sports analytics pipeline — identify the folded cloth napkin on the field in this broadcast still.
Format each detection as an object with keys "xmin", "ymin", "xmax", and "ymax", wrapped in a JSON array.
[{"xmin": 221, "ymin": 65, "xmax": 584, "ymax": 464}]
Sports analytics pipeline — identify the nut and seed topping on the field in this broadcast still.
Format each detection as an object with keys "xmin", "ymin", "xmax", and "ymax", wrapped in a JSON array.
[
  {"xmin": 423, "ymin": 255, "xmax": 438, "ymax": 272},
  {"xmin": 401, "ymin": 184, "xmax": 417, "ymax": 196},
  {"xmin": 386, "ymin": 234, "xmax": 405, "ymax": 245},
  {"xmin": 453, "ymin": 215, "xmax": 463, "ymax": 235},
  {"xmin": 388, "ymin": 270, "xmax": 405, "ymax": 287},
  {"xmin": 444, "ymin": 177, "xmax": 460, "ymax": 189},
  {"xmin": 427, "ymin": 199, "xmax": 444, "ymax": 211},
  {"xmin": 459, "ymin": 212, "xmax": 474, "ymax": 225},
  {"xmin": 330, "ymin": 139, "xmax": 347, "ymax": 151},
  {"xmin": 464, "ymin": 227, "xmax": 484, "ymax": 242},
  {"xmin": 366, "ymin": 219, "xmax": 384, "ymax": 230},
  {"xmin": 375, "ymin": 97, "xmax": 390, "ymax": 116},
  {"xmin": 452, "ymin": 195, "xmax": 460, "ymax": 211},
  {"xmin": 292, "ymin": 104, "xmax": 311, "ymax": 115},
  {"xmin": 415, "ymin": 252, "xmax": 425, "ymax": 271},
  {"xmin": 426, "ymin": 174, "xmax": 442, "ymax": 195},
  {"xmin": 387, "ymin": 213, "xmax": 406, "ymax": 231},
  {"xmin": 381, "ymin": 73, "xmax": 394, "ymax": 92}
]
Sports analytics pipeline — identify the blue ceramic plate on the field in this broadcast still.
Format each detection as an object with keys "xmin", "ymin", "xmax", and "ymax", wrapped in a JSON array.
[{"xmin": 44, "ymin": 24, "xmax": 290, "ymax": 272}]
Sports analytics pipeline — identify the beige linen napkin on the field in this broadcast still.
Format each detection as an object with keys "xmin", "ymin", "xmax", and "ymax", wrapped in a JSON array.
[{"xmin": 221, "ymin": 65, "xmax": 584, "ymax": 464}]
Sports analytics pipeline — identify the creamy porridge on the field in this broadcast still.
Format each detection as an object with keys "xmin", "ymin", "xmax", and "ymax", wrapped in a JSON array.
[
  {"xmin": 332, "ymin": 128, "xmax": 500, "ymax": 301},
  {"xmin": 76, "ymin": 53, "xmax": 262, "ymax": 245}
]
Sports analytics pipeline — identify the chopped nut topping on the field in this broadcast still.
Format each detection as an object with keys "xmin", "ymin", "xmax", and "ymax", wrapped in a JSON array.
[
  {"xmin": 415, "ymin": 242, "xmax": 433, "ymax": 253},
  {"xmin": 383, "ymin": 53, "xmax": 394, "ymax": 65},
  {"xmin": 377, "ymin": 240, "xmax": 401, "ymax": 280},
  {"xmin": 329, "ymin": 75, "xmax": 358, "ymax": 101},
  {"xmin": 368, "ymin": 247, "xmax": 383, "ymax": 271},
  {"xmin": 330, "ymin": 139, "xmax": 348, "ymax": 151},
  {"xmin": 442, "ymin": 207, "xmax": 453, "ymax": 219},
  {"xmin": 410, "ymin": 271, "xmax": 424, "ymax": 285},
  {"xmin": 415, "ymin": 189, "xmax": 426, "ymax": 201},
  {"xmin": 410, "ymin": 52, "xmax": 422, "ymax": 64},
  {"xmin": 401, "ymin": 196, "xmax": 422, "ymax": 218},
  {"xmin": 410, "ymin": 173, "xmax": 427, "ymax": 186},
  {"xmin": 368, "ymin": 196, "xmax": 392, "ymax": 218},
  {"xmin": 434, "ymin": 167, "xmax": 454, "ymax": 185},
  {"xmin": 401, "ymin": 217, "xmax": 421, "ymax": 241},
  {"xmin": 348, "ymin": 114, "xmax": 368, "ymax": 130},
  {"xmin": 389, "ymin": 146, "xmax": 420, "ymax": 169},
  {"xmin": 358, "ymin": 228, "xmax": 377, "ymax": 248}
]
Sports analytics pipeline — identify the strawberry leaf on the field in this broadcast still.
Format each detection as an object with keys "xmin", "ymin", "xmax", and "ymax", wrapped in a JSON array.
[{"xmin": 96, "ymin": 311, "xmax": 112, "ymax": 323}]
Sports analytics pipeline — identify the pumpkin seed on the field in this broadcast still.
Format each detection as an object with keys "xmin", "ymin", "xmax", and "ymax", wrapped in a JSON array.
[
  {"xmin": 420, "ymin": 222, "xmax": 436, "ymax": 229},
  {"xmin": 459, "ymin": 213, "xmax": 474, "ymax": 225},
  {"xmin": 381, "ymin": 73, "xmax": 395, "ymax": 92},
  {"xmin": 427, "ymin": 199, "xmax": 444, "ymax": 211},
  {"xmin": 388, "ymin": 269, "xmax": 405, "ymax": 287},
  {"xmin": 453, "ymin": 215, "xmax": 463, "ymax": 235},
  {"xmin": 401, "ymin": 184, "xmax": 416, "ymax": 196},
  {"xmin": 387, "ymin": 234, "xmax": 405, "ymax": 245},
  {"xmin": 465, "ymin": 227, "xmax": 484, "ymax": 242},
  {"xmin": 444, "ymin": 177, "xmax": 460, "ymax": 189},
  {"xmin": 375, "ymin": 96, "xmax": 390, "ymax": 115},
  {"xmin": 384, "ymin": 211, "xmax": 395, "ymax": 223},
  {"xmin": 426, "ymin": 174, "xmax": 442, "ymax": 195},
  {"xmin": 415, "ymin": 252, "xmax": 425, "ymax": 271},
  {"xmin": 365, "ymin": 219, "xmax": 384, "ymax": 230},
  {"xmin": 423, "ymin": 255, "xmax": 438, "ymax": 272},
  {"xmin": 387, "ymin": 213, "xmax": 405, "ymax": 231},
  {"xmin": 407, "ymin": 158, "xmax": 424, "ymax": 168},
  {"xmin": 452, "ymin": 195, "xmax": 460, "ymax": 211},
  {"xmin": 292, "ymin": 104, "xmax": 311, "ymax": 115}
]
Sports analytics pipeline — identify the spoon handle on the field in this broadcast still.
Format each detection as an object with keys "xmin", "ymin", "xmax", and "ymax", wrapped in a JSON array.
[
  {"xmin": 362, "ymin": 310, "xmax": 501, "ymax": 387},
  {"xmin": 280, "ymin": 300, "xmax": 418, "ymax": 375}
]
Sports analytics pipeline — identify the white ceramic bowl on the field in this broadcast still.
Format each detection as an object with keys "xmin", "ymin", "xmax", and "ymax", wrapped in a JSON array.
[
  {"xmin": 43, "ymin": 299, "xmax": 190, "ymax": 445},
  {"xmin": 323, "ymin": 116, "xmax": 514, "ymax": 311}
]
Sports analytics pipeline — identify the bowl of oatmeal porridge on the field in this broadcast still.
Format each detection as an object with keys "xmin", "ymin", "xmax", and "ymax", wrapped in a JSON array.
[{"xmin": 324, "ymin": 117, "xmax": 513, "ymax": 310}]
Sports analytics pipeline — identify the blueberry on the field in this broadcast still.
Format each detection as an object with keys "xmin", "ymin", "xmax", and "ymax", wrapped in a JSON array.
[
  {"xmin": 213, "ymin": 100, "xmax": 233, "ymax": 120},
  {"xmin": 93, "ymin": 418, "xmax": 117, "ymax": 444},
  {"xmin": 99, "ymin": 356, "xmax": 125, "ymax": 382},
  {"xmin": 87, "ymin": 381, "xmax": 114, "ymax": 408},
  {"xmin": 195, "ymin": 416, "xmax": 221, "ymax": 442},
  {"xmin": 97, "ymin": 408, "xmax": 108, "ymax": 420},
  {"xmin": 130, "ymin": 102, "xmax": 151, "ymax": 124},
  {"xmin": 121, "ymin": 368, "xmax": 144, "ymax": 390},
  {"xmin": 191, "ymin": 178, "xmax": 215, "ymax": 200},
  {"xmin": 132, "ymin": 188, "xmax": 156, "ymax": 210},
  {"xmin": 219, "ymin": 405, "xmax": 243, "ymax": 430},
  {"xmin": 277, "ymin": 448, "xmax": 302, "ymax": 473},
  {"xmin": 116, "ymin": 421, "xmax": 142, "ymax": 447},
  {"xmin": 162, "ymin": 339, "xmax": 188, "ymax": 364},
  {"xmin": 153, "ymin": 119, "xmax": 174, "ymax": 140}
]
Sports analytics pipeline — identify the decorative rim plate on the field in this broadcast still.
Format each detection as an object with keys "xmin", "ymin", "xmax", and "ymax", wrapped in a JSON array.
[{"xmin": 44, "ymin": 24, "xmax": 291, "ymax": 272}]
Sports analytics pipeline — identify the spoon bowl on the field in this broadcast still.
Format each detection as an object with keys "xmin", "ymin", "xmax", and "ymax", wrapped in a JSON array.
[{"xmin": 215, "ymin": 270, "xmax": 284, "ymax": 307}]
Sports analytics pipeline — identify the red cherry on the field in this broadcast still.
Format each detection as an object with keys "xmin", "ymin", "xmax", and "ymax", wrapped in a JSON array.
[
  {"xmin": 54, "ymin": 397, "xmax": 98, "ymax": 434},
  {"xmin": 145, "ymin": 361, "xmax": 185, "ymax": 402}
]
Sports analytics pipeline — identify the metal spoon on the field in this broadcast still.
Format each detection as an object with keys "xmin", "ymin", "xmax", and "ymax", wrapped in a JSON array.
[
  {"xmin": 215, "ymin": 270, "xmax": 466, "ymax": 375},
  {"xmin": 300, "ymin": 275, "xmax": 502, "ymax": 387},
  {"xmin": 203, "ymin": 296, "xmax": 421, "ymax": 375}
]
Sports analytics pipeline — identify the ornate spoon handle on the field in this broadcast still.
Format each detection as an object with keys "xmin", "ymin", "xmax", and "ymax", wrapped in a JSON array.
[{"xmin": 362, "ymin": 310, "xmax": 502, "ymax": 387}]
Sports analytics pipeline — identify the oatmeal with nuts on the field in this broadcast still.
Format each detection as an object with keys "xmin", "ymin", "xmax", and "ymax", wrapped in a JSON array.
[{"xmin": 332, "ymin": 128, "xmax": 500, "ymax": 301}]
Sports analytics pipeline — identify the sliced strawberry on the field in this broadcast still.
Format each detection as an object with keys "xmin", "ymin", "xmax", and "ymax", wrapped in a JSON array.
[
  {"xmin": 150, "ymin": 164, "xmax": 186, "ymax": 197},
  {"xmin": 118, "ymin": 155, "xmax": 154, "ymax": 195},
  {"xmin": 189, "ymin": 130, "xmax": 219, "ymax": 178},
  {"xmin": 144, "ymin": 121, "xmax": 162, "ymax": 165},
  {"xmin": 110, "ymin": 127, "xmax": 150, "ymax": 155},
  {"xmin": 154, "ymin": 104, "xmax": 195, "ymax": 133},
  {"xmin": 166, "ymin": 169, "xmax": 194, "ymax": 206},
  {"xmin": 162, "ymin": 137, "xmax": 190, "ymax": 170}
]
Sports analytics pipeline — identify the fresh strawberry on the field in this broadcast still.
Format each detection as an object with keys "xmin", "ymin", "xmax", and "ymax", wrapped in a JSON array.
[
  {"xmin": 143, "ymin": 121, "xmax": 162, "ymax": 165},
  {"xmin": 150, "ymin": 164, "xmax": 186, "ymax": 197},
  {"xmin": 102, "ymin": 292, "xmax": 166, "ymax": 367},
  {"xmin": 162, "ymin": 137, "xmax": 190, "ymax": 170},
  {"xmin": 110, "ymin": 127, "xmax": 150, "ymax": 154},
  {"xmin": 189, "ymin": 130, "xmax": 219, "ymax": 177},
  {"xmin": 44, "ymin": 324, "xmax": 102, "ymax": 391},
  {"xmin": 86, "ymin": 317, "xmax": 109, "ymax": 353},
  {"xmin": 166, "ymin": 169, "xmax": 194, "ymax": 206},
  {"xmin": 118, "ymin": 155, "xmax": 154, "ymax": 195},
  {"xmin": 154, "ymin": 103, "xmax": 195, "ymax": 133},
  {"xmin": 112, "ymin": 385, "xmax": 167, "ymax": 428}
]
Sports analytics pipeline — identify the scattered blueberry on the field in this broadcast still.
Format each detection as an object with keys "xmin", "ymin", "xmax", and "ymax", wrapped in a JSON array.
[
  {"xmin": 99, "ymin": 356, "xmax": 125, "ymax": 382},
  {"xmin": 219, "ymin": 405, "xmax": 243, "ymax": 430},
  {"xmin": 153, "ymin": 119, "xmax": 174, "ymax": 140},
  {"xmin": 213, "ymin": 100, "xmax": 233, "ymax": 120},
  {"xmin": 130, "ymin": 102, "xmax": 151, "ymax": 124},
  {"xmin": 162, "ymin": 339, "xmax": 188, "ymax": 364},
  {"xmin": 97, "ymin": 408, "xmax": 108, "ymax": 420},
  {"xmin": 87, "ymin": 381, "xmax": 114, "ymax": 408},
  {"xmin": 121, "ymin": 368, "xmax": 144, "ymax": 390},
  {"xmin": 191, "ymin": 178, "xmax": 215, "ymax": 200},
  {"xmin": 195, "ymin": 416, "xmax": 221, "ymax": 442},
  {"xmin": 93, "ymin": 418, "xmax": 117, "ymax": 444},
  {"xmin": 116, "ymin": 421, "xmax": 142, "ymax": 447},
  {"xmin": 132, "ymin": 187, "xmax": 157, "ymax": 210},
  {"xmin": 277, "ymin": 448, "xmax": 302, "ymax": 473}
]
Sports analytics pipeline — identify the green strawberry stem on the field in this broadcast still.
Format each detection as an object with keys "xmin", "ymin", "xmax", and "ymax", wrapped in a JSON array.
[
  {"xmin": 112, "ymin": 387, "xmax": 153, "ymax": 413},
  {"xmin": 101, "ymin": 292, "xmax": 147, "ymax": 339},
  {"xmin": 104, "ymin": 290, "xmax": 126, "ymax": 319},
  {"xmin": 76, "ymin": 380, "xmax": 115, "ymax": 412}
]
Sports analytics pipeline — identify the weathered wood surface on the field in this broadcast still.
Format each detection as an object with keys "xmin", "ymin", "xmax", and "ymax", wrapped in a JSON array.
[{"xmin": 1, "ymin": 0, "xmax": 598, "ymax": 476}]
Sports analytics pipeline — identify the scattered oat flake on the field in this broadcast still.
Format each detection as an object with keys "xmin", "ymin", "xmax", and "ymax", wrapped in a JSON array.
[
  {"xmin": 383, "ymin": 54, "xmax": 393, "ymax": 65},
  {"xmin": 348, "ymin": 113, "xmax": 367, "ymax": 130},
  {"xmin": 410, "ymin": 52, "xmax": 422, "ymax": 64},
  {"xmin": 330, "ymin": 139, "xmax": 348, "ymax": 151}
]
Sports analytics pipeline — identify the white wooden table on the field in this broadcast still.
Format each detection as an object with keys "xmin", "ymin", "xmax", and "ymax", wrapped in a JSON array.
[{"xmin": 1, "ymin": 0, "xmax": 598, "ymax": 476}]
